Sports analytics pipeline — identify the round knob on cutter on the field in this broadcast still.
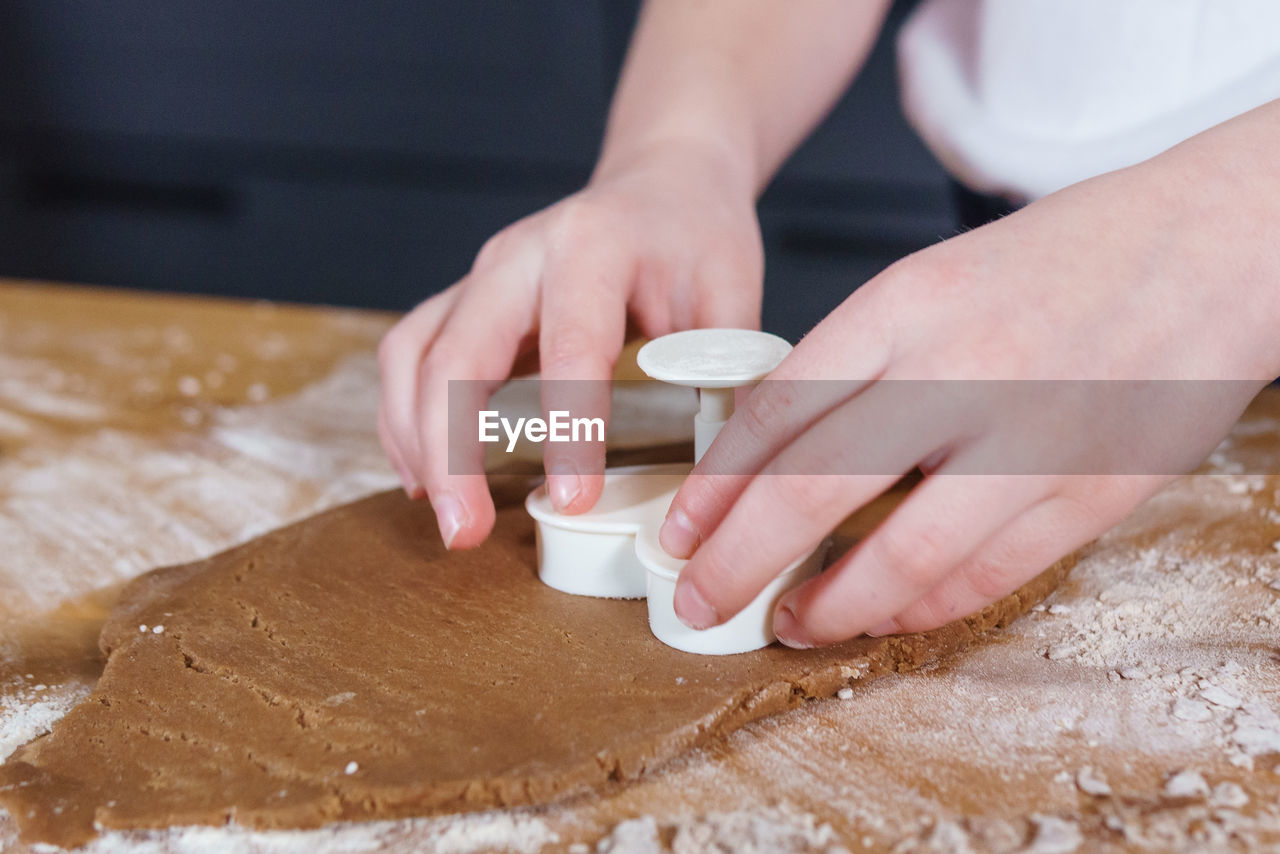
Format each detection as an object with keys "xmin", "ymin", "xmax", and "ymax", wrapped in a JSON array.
[{"xmin": 637, "ymin": 329, "xmax": 792, "ymax": 462}]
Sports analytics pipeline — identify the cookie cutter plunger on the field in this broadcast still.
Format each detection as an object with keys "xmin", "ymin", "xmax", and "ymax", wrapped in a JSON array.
[{"xmin": 636, "ymin": 328, "xmax": 793, "ymax": 462}]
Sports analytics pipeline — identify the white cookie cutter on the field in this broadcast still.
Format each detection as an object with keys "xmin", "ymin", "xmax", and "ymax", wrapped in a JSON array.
[
  {"xmin": 527, "ymin": 329, "xmax": 825, "ymax": 655},
  {"xmin": 525, "ymin": 463, "xmax": 688, "ymax": 599},
  {"xmin": 636, "ymin": 521, "xmax": 828, "ymax": 655}
]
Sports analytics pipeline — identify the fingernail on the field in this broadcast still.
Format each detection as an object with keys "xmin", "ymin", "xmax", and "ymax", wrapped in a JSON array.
[
  {"xmin": 432, "ymin": 493, "xmax": 469, "ymax": 549},
  {"xmin": 773, "ymin": 604, "xmax": 817, "ymax": 649},
  {"xmin": 673, "ymin": 579, "xmax": 718, "ymax": 630},
  {"xmin": 390, "ymin": 461, "xmax": 419, "ymax": 498},
  {"xmin": 865, "ymin": 618, "xmax": 900, "ymax": 638},
  {"xmin": 400, "ymin": 475, "xmax": 425, "ymax": 500},
  {"xmin": 659, "ymin": 508, "xmax": 700, "ymax": 559},
  {"xmin": 547, "ymin": 466, "xmax": 582, "ymax": 512}
]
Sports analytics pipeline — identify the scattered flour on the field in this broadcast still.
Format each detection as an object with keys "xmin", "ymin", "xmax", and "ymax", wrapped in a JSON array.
[
  {"xmin": 593, "ymin": 805, "xmax": 848, "ymax": 854},
  {"xmin": 19, "ymin": 811, "xmax": 557, "ymax": 854},
  {"xmin": 0, "ymin": 683, "xmax": 92, "ymax": 761}
]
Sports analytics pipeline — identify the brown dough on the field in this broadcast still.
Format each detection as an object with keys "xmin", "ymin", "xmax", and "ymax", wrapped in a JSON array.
[{"xmin": 0, "ymin": 480, "xmax": 1073, "ymax": 848}]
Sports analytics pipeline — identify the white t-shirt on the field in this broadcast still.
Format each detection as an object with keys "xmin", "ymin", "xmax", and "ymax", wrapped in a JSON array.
[{"xmin": 898, "ymin": 0, "xmax": 1280, "ymax": 201}]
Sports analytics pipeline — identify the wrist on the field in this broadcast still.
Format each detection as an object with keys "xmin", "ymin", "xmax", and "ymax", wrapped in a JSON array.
[
  {"xmin": 593, "ymin": 71, "xmax": 760, "ymax": 201},
  {"xmin": 592, "ymin": 130, "xmax": 758, "ymax": 203},
  {"xmin": 1134, "ymin": 111, "xmax": 1280, "ymax": 378}
]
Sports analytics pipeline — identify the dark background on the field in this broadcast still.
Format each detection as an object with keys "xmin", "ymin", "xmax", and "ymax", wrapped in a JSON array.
[{"xmin": 0, "ymin": 1, "xmax": 954, "ymax": 342}]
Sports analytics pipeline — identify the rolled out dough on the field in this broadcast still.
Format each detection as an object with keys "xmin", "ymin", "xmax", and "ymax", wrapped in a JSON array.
[{"xmin": 0, "ymin": 479, "xmax": 1073, "ymax": 848}]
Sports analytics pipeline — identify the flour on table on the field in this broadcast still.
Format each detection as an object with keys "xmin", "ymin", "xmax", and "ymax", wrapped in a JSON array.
[
  {"xmin": 3, "ymin": 811, "xmax": 557, "ymax": 854},
  {"xmin": 5, "ymin": 304, "xmax": 1280, "ymax": 852},
  {"xmin": 0, "ymin": 682, "xmax": 91, "ymax": 762},
  {"xmin": 594, "ymin": 805, "xmax": 847, "ymax": 854}
]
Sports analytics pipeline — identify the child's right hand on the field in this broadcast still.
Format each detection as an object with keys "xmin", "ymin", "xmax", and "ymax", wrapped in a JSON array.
[{"xmin": 376, "ymin": 140, "xmax": 764, "ymax": 549}]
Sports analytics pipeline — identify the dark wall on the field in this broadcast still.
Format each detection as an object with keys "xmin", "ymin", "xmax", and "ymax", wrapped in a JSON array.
[{"xmin": 0, "ymin": 1, "xmax": 953, "ymax": 341}]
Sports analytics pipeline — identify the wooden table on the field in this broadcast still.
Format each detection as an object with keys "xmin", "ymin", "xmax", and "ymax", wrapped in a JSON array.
[{"xmin": 2, "ymin": 280, "xmax": 1279, "ymax": 853}]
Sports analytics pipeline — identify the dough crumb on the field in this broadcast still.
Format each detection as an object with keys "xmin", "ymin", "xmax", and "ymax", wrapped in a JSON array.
[
  {"xmin": 1026, "ymin": 814, "xmax": 1082, "ymax": 854},
  {"xmin": 1211, "ymin": 782, "xmax": 1249, "ymax": 808},
  {"xmin": 837, "ymin": 688, "xmax": 854, "ymax": 700},
  {"xmin": 1045, "ymin": 642, "xmax": 1080, "ymax": 661},
  {"xmin": 151, "ymin": 625, "xmax": 165, "ymax": 634},
  {"xmin": 1198, "ymin": 683, "xmax": 1242, "ymax": 709},
  {"xmin": 137, "ymin": 624, "xmax": 147, "ymax": 633},
  {"xmin": 1164, "ymin": 769, "xmax": 1209, "ymax": 798},
  {"xmin": 1075, "ymin": 766, "xmax": 1111, "ymax": 797},
  {"xmin": 344, "ymin": 761, "xmax": 358, "ymax": 775},
  {"xmin": 1116, "ymin": 665, "xmax": 1152, "ymax": 680}
]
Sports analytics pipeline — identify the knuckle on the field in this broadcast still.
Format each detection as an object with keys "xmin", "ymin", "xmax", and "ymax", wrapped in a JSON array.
[
  {"xmin": 540, "ymin": 322, "xmax": 608, "ymax": 378},
  {"xmin": 471, "ymin": 228, "xmax": 517, "ymax": 273},
  {"xmin": 767, "ymin": 474, "xmax": 837, "ymax": 528},
  {"xmin": 377, "ymin": 322, "xmax": 418, "ymax": 373},
  {"xmin": 738, "ymin": 381, "xmax": 796, "ymax": 445},
  {"xmin": 703, "ymin": 238, "xmax": 762, "ymax": 284},
  {"xmin": 549, "ymin": 197, "xmax": 608, "ymax": 248},
  {"xmin": 418, "ymin": 342, "xmax": 463, "ymax": 384},
  {"xmin": 896, "ymin": 596, "xmax": 949, "ymax": 634},
  {"xmin": 956, "ymin": 556, "xmax": 1024, "ymax": 602},
  {"xmin": 872, "ymin": 521, "xmax": 950, "ymax": 590},
  {"xmin": 673, "ymin": 475, "xmax": 741, "ymax": 531}
]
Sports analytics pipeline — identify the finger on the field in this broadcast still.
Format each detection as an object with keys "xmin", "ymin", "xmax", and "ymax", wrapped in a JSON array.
[
  {"xmin": 659, "ymin": 289, "xmax": 893, "ymax": 558},
  {"xmin": 671, "ymin": 382, "xmax": 946, "ymax": 630},
  {"xmin": 772, "ymin": 470, "xmax": 1051, "ymax": 647},
  {"xmin": 416, "ymin": 267, "xmax": 540, "ymax": 549},
  {"xmin": 377, "ymin": 405, "xmax": 422, "ymax": 499},
  {"xmin": 538, "ymin": 243, "xmax": 630, "ymax": 514},
  {"xmin": 376, "ymin": 287, "xmax": 459, "ymax": 493},
  {"xmin": 880, "ymin": 475, "xmax": 1167, "ymax": 634},
  {"xmin": 690, "ymin": 241, "xmax": 763, "ymax": 331}
]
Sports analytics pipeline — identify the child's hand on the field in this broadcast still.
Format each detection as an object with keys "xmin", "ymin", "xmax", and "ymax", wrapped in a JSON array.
[
  {"xmin": 659, "ymin": 145, "xmax": 1280, "ymax": 646},
  {"xmin": 377, "ymin": 141, "xmax": 763, "ymax": 548}
]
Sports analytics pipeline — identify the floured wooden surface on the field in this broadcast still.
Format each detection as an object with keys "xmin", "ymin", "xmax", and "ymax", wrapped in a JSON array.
[
  {"xmin": 2, "ymin": 280, "xmax": 1279, "ymax": 852},
  {"xmin": 0, "ymin": 486, "xmax": 1069, "ymax": 848}
]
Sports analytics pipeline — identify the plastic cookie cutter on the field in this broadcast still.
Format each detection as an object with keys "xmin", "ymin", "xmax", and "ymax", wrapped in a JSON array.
[
  {"xmin": 525, "ymin": 328, "xmax": 828, "ymax": 655},
  {"xmin": 526, "ymin": 463, "xmax": 688, "ymax": 600}
]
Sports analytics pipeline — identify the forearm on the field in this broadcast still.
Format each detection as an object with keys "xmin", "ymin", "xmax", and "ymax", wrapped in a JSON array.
[{"xmin": 594, "ymin": 0, "xmax": 891, "ymax": 198}]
